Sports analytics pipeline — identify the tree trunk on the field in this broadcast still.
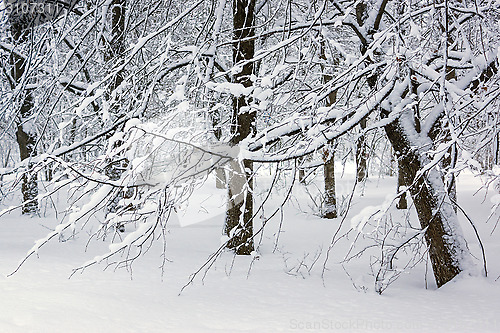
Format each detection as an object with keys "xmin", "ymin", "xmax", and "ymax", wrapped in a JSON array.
[
  {"xmin": 106, "ymin": 0, "xmax": 126, "ymax": 90},
  {"xmin": 321, "ymin": 110, "xmax": 337, "ymax": 218},
  {"xmin": 225, "ymin": 159, "xmax": 254, "ymax": 254},
  {"xmin": 224, "ymin": 0, "xmax": 256, "ymax": 255},
  {"xmin": 356, "ymin": 118, "xmax": 368, "ymax": 182},
  {"xmin": 10, "ymin": 26, "xmax": 39, "ymax": 215},
  {"xmin": 396, "ymin": 159, "xmax": 408, "ymax": 209},
  {"xmin": 355, "ymin": 1, "xmax": 369, "ymax": 183},
  {"xmin": 323, "ymin": 145, "xmax": 337, "ymax": 219},
  {"xmin": 320, "ymin": 41, "xmax": 338, "ymax": 219},
  {"xmin": 103, "ymin": 0, "xmax": 128, "ymax": 232},
  {"xmin": 384, "ymin": 119, "xmax": 469, "ymax": 287}
]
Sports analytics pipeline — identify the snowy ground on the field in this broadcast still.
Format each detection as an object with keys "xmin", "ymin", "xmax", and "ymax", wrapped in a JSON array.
[{"xmin": 1, "ymin": 166, "xmax": 499, "ymax": 332}]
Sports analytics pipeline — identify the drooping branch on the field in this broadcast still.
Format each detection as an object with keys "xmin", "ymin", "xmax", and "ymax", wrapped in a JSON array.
[{"xmin": 242, "ymin": 79, "xmax": 395, "ymax": 162}]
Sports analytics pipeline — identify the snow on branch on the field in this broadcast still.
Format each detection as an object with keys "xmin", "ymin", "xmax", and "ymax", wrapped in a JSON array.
[
  {"xmin": 421, "ymin": 51, "xmax": 499, "ymax": 136},
  {"xmin": 241, "ymin": 79, "xmax": 395, "ymax": 162}
]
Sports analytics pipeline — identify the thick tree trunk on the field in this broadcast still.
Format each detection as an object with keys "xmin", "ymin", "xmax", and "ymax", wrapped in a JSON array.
[
  {"xmin": 386, "ymin": 41, "xmax": 498, "ymax": 287},
  {"xmin": 354, "ymin": 2, "xmax": 468, "ymax": 285},
  {"xmin": 225, "ymin": 159, "xmax": 254, "ymax": 254},
  {"xmin": 385, "ymin": 120, "xmax": 469, "ymax": 287},
  {"xmin": 10, "ymin": 27, "xmax": 39, "ymax": 215},
  {"xmin": 16, "ymin": 113, "xmax": 39, "ymax": 215},
  {"xmin": 224, "ymin": 0, "xmax": 256, "ymax": 255}
]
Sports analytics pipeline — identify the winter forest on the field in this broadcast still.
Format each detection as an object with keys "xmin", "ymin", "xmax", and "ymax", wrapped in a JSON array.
[{"xmin": 0, "ymin": 0, "xmax": 499, "ymax": 331}]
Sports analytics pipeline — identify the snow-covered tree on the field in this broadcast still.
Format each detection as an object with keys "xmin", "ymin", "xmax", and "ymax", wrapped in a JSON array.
[
  {"xmin": 0, "ymin": 0, "xmax": 498, "ymax": 291},
  {"xmin": 241, "ymin": 0, "xmax": 499, "ymax": 287}
]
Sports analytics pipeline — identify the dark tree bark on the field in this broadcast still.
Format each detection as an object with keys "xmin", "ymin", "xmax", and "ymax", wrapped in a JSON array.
[
  {"xmin": 384, "ymin": 118, "xmax": 467, "ymax": 287},
  {"xmin": 396, "ymin": 159, "xmax": 408, "ymax": 209},
  {"xmin": 355, "ymin": 1, "xmax": 369, "ymax": 183},
  {"xmin": 356, "ymin": 118, "xmax": 368, "ymax": 182},
  {"xmin": 103, "ymin": 0, "xmax": 129, "ymax": 232},
  {"xmin": 104, "ymin": 0, "xmax": 126, "ymax": 92},
  {"xmin": 354, "ymin": 0, "xmax": 468, "ymax": 287},
  {"xmin": 102, "ymin": 0, "xmax": 126, "ymax": 154},
  {"xmin": 224, "ymin": 0, "xmax": 256, "ymax": 255},
  {"xmin": 320, "ymin": 43, "xmax": 338, "ymax": 219},
  {"xmin": 322, "ymin": 145, "xmax": 337, "ymax": 219},
  {"xmin": 9, "ymin": 26, "xmax": 39, "ymax": 215},
  {"xmin": 395, "ymin": 70, "xmax": 420, "ymax": 210},
  {"xmin": 388, "ymin": 55, "xmax": 498, "ymax": 287}
]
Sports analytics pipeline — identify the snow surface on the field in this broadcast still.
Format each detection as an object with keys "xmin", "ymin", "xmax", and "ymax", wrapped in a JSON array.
[{"xmin": 1, "ymin": 167, "xmax": 499, "ymax": 332}]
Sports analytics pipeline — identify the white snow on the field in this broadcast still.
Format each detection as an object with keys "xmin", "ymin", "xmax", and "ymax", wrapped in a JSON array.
[
  {"xmin": 206, "ymin": 81, "xmax": 254, "ymax": 97},
  {"xmin": 74, "ymin": 89, "xmax": 105, "ymax": 117},
  {"xmin": 1, "ymin": 171, "xmax": 499, "ymax": 332}
]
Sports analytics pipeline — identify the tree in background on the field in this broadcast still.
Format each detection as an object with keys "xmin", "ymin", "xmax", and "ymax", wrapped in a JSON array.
[
  {"xmin": 5, "ymin": 24, "xmax": 38, "ymax": 214},
  {"xmin": 224, "ymin": 0, "xmax": 257, "ymax": 255}
]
